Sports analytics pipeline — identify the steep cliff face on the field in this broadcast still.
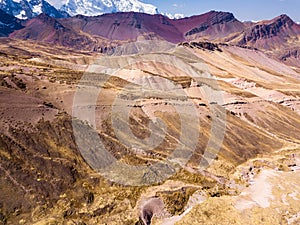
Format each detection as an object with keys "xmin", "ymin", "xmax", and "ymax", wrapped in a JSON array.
[
  {"xmin": 175, "ymin": 11, "xmax": 244, "ymax": 41},
  {"xmin": 229, "ymin": 14, "xmax": 300, "ymax": 67},
  {"xmin": 0, "ymin": 9, "xmax": 23, "ymax": 36},
  {"xmin": 0, "ymin": 0, "xmax": 68, "ymax": 19},
  {"xmin": 238, "ymin": 15, "xmax": 300, "ymax": 48}
]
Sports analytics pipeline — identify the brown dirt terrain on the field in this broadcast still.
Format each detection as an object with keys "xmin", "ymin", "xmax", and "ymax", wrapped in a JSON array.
[{"xmin": 0, "ymin": 38, "xmax": 299, "ymax": 225}]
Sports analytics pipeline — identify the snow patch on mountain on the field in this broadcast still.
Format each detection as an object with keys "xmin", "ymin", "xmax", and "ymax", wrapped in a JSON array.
[
  {"xmin": 15, "ymin": 9, "xmax": 25, "ymax": 19},
  {"xmin": 60, "ymin": 0, "xmax": 159, "ymax": 16},
  {"xmin": 164, "ymin": 12, "xmax": 184, "ymax": 19},
  {"xmin": 0, "ymin": 0, "xmax": 68, "ymax": 19},
  {"xmin": 2, "ymin": 0, "xmax": 185, "ymax": 20},
  {"xmin": 32, "ymin": 4, "xmax": 42, "ymax": 14}
]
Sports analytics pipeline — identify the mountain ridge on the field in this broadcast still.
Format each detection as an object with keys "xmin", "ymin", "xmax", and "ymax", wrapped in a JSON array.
[
  {"xmin": 9, "ymin": 11, "xmax": 298, "ymax": 45},
  {"xmin": 0, "ymin": 8, "xmax": 24, "ymax": 36},
  {"xmin": 3, "ymin": 8, "xmax": 300, "ymax": 67},
  {"xmin": 0, "ymin": 0, "xmax": 69, "ymax": 19},
  {"xmin": 236, "ymin": 14, "xmax": 300, "ymax": 47},
  {"xmin": 60, "ymin": 0, "xmax": 159, "ymax": 17}
]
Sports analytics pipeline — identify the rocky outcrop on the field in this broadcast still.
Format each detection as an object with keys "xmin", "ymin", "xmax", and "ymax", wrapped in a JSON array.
[
  {"xmin": 245, "ymin": 15, "xmax": 291, "ymax": 41},
  {"xmin": 0, "ymin": 0, "xmax": 69, "ymax": 20},
  {"xmin": 0, "ymin": 9, "xmax": 23, "ymax": 36},
  {"xmin": 281, "ymin": 49, "xmax": 300, "ymax": 61},
  {"xmin": 179, "ymin": 41, "xmax": 222, "ymax": 52},
  {"xmin": 238, "ymin": 14, "xmax": 300, "ymax": 47},
  {"xmin": 185, "ymin": 11, "xmax": 238, "ymax": 36}
]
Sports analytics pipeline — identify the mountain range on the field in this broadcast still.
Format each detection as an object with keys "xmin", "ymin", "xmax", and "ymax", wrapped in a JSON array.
[
  {"xmin": 1, "ymin": 1, "xmax": 300, "ymax": 225},
  {"xmin": 0, "ymin": 0, "xmax": 165, "ymax": 19},
  {"xmin": 0, "ymin": 8, "xmax": 23, "ymax": 36},
  {"xmin": 1, "ymin": 14, "xmax": 300, "ymax": 224},
  {"xmin": 2, "ymin": 8, "xmax": 299, "ymax": 67},
  {"xmin": 60, "ymin": 0, "xmax": 159, "ymax": 17},
  {"xmin": 0, "ymin": 0, "xmax": 69, "ymax": 19}
]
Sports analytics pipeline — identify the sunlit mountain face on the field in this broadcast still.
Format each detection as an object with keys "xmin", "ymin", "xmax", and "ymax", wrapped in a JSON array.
[{"xmin": 60, "ymin": 0, "xmax": 158, "ymax": 16}]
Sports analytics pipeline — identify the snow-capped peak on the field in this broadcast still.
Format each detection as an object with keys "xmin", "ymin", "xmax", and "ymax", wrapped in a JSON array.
[
  {"xmin": 0, "ymin": 0, "xmax": 68, "ymax": 19},
  {"xmin": 61, "ymin": 0, "xmax": 159, "ymax": 17},
  {"xmin": 1, "ymin": 0, "xmax": 184, "ymax": 20},
  {"xmin": 113, "ymin": 0, "xmax": 158, "ymax": 14}
]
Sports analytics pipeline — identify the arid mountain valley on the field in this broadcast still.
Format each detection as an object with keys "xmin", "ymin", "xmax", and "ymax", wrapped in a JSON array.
[{"xmin": 0, "ymin": 5, "xmax": 300, "ymax": 225}]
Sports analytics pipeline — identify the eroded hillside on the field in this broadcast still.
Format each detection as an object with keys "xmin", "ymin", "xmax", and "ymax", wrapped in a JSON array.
[{"xmin": 0, "ymin": 38, "xmax": 299, "ymax": 225}]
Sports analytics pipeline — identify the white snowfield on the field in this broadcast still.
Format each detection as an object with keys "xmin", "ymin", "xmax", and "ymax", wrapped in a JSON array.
[
  {"xmin": 1, "ymin": 0, "xmax": 66, "ymax": 19},
  {"xmin": 3, "ymin": 0, "xmax": 185, "ymax": 20},
  {"xmin": 61, "ymin": 0, "xmax": 159, "ymax": 16}
]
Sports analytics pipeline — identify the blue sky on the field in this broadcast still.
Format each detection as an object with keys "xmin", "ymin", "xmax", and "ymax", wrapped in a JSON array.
[
  {"xmin": 48, "ymin": 0, "xmax": 300, "ymax": 22},
  {"xmin": 149, "ymin": 0, "xmax": 300, "ymax": 22}
]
